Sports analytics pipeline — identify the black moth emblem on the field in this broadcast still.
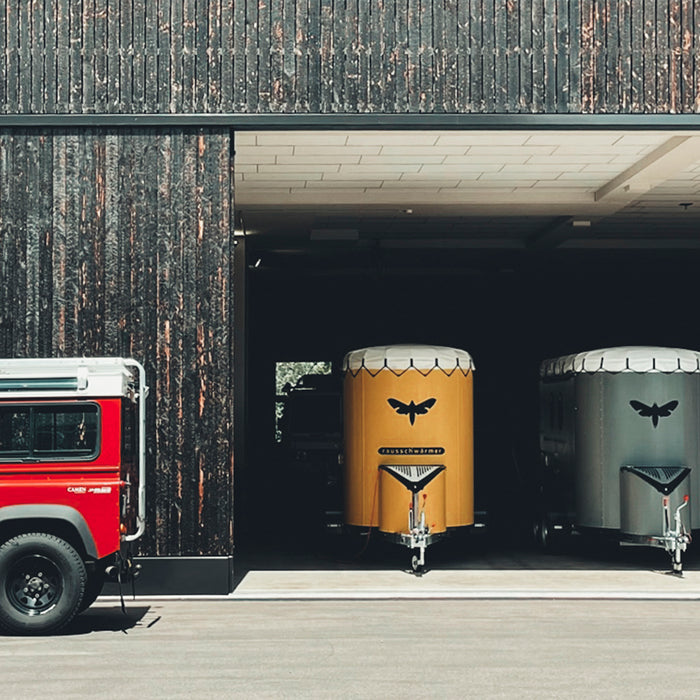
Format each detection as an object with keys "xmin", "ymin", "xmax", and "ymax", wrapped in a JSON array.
[
  {"xmin": 387, "ymin": 397, "xmax": 437, "ymax": 425},
  {"xmin": 629, "ymin": 399, "xmax": 679, "ymax": 428}
]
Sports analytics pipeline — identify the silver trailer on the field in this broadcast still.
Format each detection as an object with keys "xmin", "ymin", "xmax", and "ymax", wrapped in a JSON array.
[{"xmin": 537, "ymin": 346, "xmax": 700, "ymax": 573}]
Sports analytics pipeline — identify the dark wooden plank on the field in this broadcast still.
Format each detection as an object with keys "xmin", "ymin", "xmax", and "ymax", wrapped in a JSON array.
[
  {"xmin": 680, "ymin": 0, "xmax": 693, "ymax": 111},
  {"xmin": 132, "ymin": 0, "xmax": 147, "ymax": 111},
  {"xmin": 307, "ymin": 0, "xmax": 321, "ymax": 111},
  {"xmin": 531, "ymin": 0, "xmax": 544, "ymax": 111},
  {"xmin": 156, "ymin": 0, "xmax": 171, "ymax": 111},
  {"xmin": 144, "ymin": 0, "xmax": 159, "ymax": 111},
  {"xmin": 36, "ymin": 132, "xmax": 54, "ymax": 355},
  {"xmin": 555, "ymin": 0, "xmax": 570, "ymax": 112},
  {"xmin": 6, "ymin": 1, "xmax": 20, "ymax": 112},
  {"xmin": 605, "ymin": 0, "xmax": 619, "ymax": 112},
  {"xmin": 219, "ymin": 0, "xmax": 233, "ymax": 111},
  {"xmin": 695, "ymin": 0, "xmax": 700, "ymax": 112},
  {"xmin": 178, "ymin": 129, "xmax": 200, "ymax": 553},
  {"xmin": 12, "ymin": 135, "xmax": 30, "ymax": 354},
  {"xmin": 69, "ymin": 0, "xmax": 83, "ymax": 112},
  {"xmin": 31, "ymin": 0, "xmax": 46, "ymax": 113},
  {"xmin": 657, "ymin": 0, "xmax": 670, "ymax": 112},
  {"xmin": 618, "ymin": 0, "xmax": 632, "ymax": 113},
  {"xmin": 493, "ymin": 0, "xmax": 507, "ymax": 112},
  {"xmin": 394, "ymin": 0, "xmax": 409, "ymax": 111},
  {"xmin": 505, "ymin": 0, "xmax": 520, "ymax": 112},
  {"xmin": 592, "ymin": 0, "xmax": 606, "ymax": 112},
  {"xmin": 543, "ymin": 0, "xmax": 556, "ymax": 112},
  {"xmin": 195, "ymin": 0, "xmax": 209, "ymax": 111},
  {"xmin": 103, "ymin": 131, "xmax": 120, "ymax": 352},
  {"xmin": 119, "ymin": 0, "xmax": 134, "ymax": 112},
  {"xmin": 356, "ymin": 0, "xmax": 369, "ymax": 111},
  {"xmin": 81, "ymin": 0, "xmax": 95, "ymax": 113},
  {"xmin": 345, "ymin": 0, "xmax": 360, "ymax": 111},
  {"xmin": 270, "ymin": 0, "xmax": 284, "ymax": 110},
  {"xmin": 482, "ymin": 0, "xmax": 496, "ymax": 111},
  {"xmin": 256, "ymin": 0, "xmax": 270, "ymax": 111},
  {"xmin": 568, "ymin": 0, "xmax": 581, "ymax": 111},
  {"xmin": 282, "ymin": 0, "xmax": 300, "ymax": 112},
  {"xmin": 579, "ymin": 0, "xmax": 594, "ymax": 112},
  {"xmin": 642, "ymin": 0, "xmax": 656, "ymax": 111},
  {"xmin": 24, "ymin": 135, "xmax": 39, "ymax": 352},
  {"xmin": 181, "ymin": 0, "xmax": 196, "ymax": 111},
  {"xmin": 368, "ymin": 0, "xmax": 382, "ymax": 110},
  {"xmin": 332, "ymin": 0, "xmax": 345, "ymax": 112},
  {"xmin": 517, "ymin": 0, "xmax": 532, "ymax": 111},
  {"xmin": 629, "ymin": 0, "xmax": 643, "ymax": 112},
  {"xmin": 406, "ymin": 0, "xmax": 420, "ymax": 111},
  {"xmin": 296, "ymin": 0, "xmax": 310, "ymax": 111},
  {"xmin": 319, "ymin": 0, "xmax": 334, "ymax": 111},
  {"xmin": 442, "ymin": 0, "xmax": 458, "ymax": 112},
  {"xmin": 469, "ymin": 0, "xmax": 483, "ymax": 110},
  {"xmin": 432, "ymin": 0, "xmax": 445, "ymax": 111},
  {"xmin": 106, "ymin": 0, "xmax": 121, "ymax": 111},
  {"xmin": 18, "ymin": 0, "xmax": 31, "ymax": 112},
  {"xmin": 668, "ymin": 0, "xmax": 682, "ymax": 112},
  {"xmin": 0, "ymin": 11, "xmax": 6, "ymax": 113},
  {"xmin": 93, "ymin": 0, "xmax": 109, "ymax": 112},
  {"xmin": 456, "ymin": 0, "xmax": 470, "ymax": 109}
]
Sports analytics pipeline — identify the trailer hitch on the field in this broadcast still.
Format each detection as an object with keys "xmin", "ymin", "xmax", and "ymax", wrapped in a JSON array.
[{"xmin": 662, "ymin": 495, "xmax": 692, "ymax": 577}]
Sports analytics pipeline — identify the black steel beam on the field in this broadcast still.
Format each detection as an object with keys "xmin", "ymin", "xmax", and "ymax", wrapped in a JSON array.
[{"xmin": 1, "ymin": 113, "xmax": 700, "ymax": 130}]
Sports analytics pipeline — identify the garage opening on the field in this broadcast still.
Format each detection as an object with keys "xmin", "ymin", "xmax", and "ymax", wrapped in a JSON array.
[{"xmin": 233, "ymin": 129, "xmax": 700, "ymax": 571}]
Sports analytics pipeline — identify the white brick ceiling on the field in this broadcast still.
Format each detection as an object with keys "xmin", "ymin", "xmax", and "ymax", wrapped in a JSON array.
[{"xmin": 234, "ymin": 130, "xmax": 700, "ymax": 248}]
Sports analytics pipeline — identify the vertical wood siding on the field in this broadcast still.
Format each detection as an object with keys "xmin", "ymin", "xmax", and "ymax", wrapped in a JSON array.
[
  {"xmin": 1, "ymin": 0, "xmax": 699, "ymax": 115},
  {"xmin": 0, "ymin": 129, "xmax": 234, "ymax": 557}
]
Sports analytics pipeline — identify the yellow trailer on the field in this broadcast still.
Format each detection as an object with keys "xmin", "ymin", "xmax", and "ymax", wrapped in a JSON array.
[{"xmin": 343, "ymin": 345, "xmax": 474, "ymax": 571}]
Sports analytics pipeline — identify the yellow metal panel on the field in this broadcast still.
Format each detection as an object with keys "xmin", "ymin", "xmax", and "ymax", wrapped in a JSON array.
[{"xmin": 344, "ymin": 366, "xmax": 473, "ymax": 531}]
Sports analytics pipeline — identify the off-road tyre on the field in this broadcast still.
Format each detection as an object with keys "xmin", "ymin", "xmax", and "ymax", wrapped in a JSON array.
[
  {"xmin": 0, "ymin": 533, "xmax": 87, "ymax": 636},
  {"xmin": 78, "ymin": 568, "xmax": 105, "ymax": 613}
]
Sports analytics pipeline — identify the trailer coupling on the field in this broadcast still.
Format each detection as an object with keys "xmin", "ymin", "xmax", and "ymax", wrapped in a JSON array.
[
  {"xmin": 379, "ymin": 464, "xmax": 445, "ymax": 575},
  {"xmin": 660, "ymin": 495, "xmax": 692, "ymax": 576}
]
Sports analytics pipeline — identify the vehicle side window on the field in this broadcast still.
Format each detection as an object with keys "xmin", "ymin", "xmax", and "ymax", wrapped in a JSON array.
[
  {"xmin": 0, "ymin": 404, "xmax": 99, "ymax": 460},
  {"xmin": 0, "ymin": 407, "xmax": 30, "ymax": 456}
]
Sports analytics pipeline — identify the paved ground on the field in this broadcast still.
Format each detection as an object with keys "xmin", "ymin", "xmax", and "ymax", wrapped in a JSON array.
[
  {"xmin": 3, "ymin": 598, "xmax": 700, "ymax": 699},
  {"xmin": 4, "ymin": 536, "xmax": 700, "ymax": 698}
]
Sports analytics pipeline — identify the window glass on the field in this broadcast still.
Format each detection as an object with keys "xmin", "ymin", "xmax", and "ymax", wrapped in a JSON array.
[
  {"xmin": 0, "ymin": 407, "xmax": 30, "ymax": 456},
  {"xmin": 0, "ymin": 404, "xmax": 99, "ymax": 460},
  {"xmin": 275, "ymin": 361, "xmax": 333, "ymax": 443}
]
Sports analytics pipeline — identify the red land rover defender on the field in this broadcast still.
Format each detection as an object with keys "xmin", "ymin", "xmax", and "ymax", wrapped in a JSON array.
[{"xmin": 0, "ymin": 358, "xmax": 147, "ymax": 634}]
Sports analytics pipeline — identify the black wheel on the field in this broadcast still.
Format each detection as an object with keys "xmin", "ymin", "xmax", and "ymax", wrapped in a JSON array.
[
  {"xmin": 533, "ymin": 516, "xmax": 552, "ymax": 551},
  {"xmin": 0, "ymin": 533, "xmax": 86, "ymax": 635}
]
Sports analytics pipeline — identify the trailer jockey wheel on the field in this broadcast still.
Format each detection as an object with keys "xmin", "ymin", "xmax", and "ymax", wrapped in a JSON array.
[{"xmin": 0, "ymin": 533, "xmax": 87, "ymax": 635}]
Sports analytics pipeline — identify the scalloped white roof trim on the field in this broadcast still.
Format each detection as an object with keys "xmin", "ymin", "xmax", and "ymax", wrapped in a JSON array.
[
  {"xmin": 343, "ymin": 344, "xmax": 475, "ymax": 372},
  {"xmin": 541, "ymin": 346, "xmax": 700, "ymax": 376}
]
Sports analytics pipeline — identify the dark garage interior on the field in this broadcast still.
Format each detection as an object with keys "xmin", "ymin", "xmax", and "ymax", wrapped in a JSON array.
[{"xmin": 237, "ymin": 230, "xmax": 700, "ymax": 570}]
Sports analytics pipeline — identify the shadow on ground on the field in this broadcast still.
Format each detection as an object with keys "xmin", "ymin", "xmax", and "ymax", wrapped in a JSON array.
[
  {"xmin": 59, "ymin": 605, "xmax": 151, "ymax": 635},
  {"xmin": 233, "ymin": 524, "xmax": 700, "ymax": 587}
]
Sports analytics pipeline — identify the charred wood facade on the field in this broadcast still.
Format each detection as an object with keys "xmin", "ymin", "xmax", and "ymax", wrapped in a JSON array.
[
  {"xmin": 0, "ymin": 129, "xmax": 234, "ymax": 557},
  {"xmin": 1, "ymin": 2, "xmax": 699, "ymax": 565},
  {"xmin": 1, "ymin": 1, "xmax": 700, "ymax": 116}
]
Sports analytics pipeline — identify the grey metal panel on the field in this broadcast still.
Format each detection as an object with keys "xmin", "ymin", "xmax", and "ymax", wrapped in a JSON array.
[
  {"xmin": 620, "ymin": 469, "xmax": 691, "ymax": 538},
  {"xmin": 575, "ymin": 372, "xmax": 700, "ymax": 530}
]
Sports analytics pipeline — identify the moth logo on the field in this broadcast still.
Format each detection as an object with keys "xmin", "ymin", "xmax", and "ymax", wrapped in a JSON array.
[
  {"xmin": 387, "ymin": 397, "xmax": 437, "ymax": 425},
  {"xmin": 629, "ymin": 399, "xmax": 679, "ymax": 428}
]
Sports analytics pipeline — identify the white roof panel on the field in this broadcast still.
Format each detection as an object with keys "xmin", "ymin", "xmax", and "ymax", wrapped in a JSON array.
[
  {"xmin": 343, "ymin": 345, "xmax": 474, "ymax": 372},
  {"xmin": 541, "ymin": 346, "xmax": 700, "ymax": 376},
  {"xmin": 0, "ymin": 357, "xmax": 139, "ymax": 398}
]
